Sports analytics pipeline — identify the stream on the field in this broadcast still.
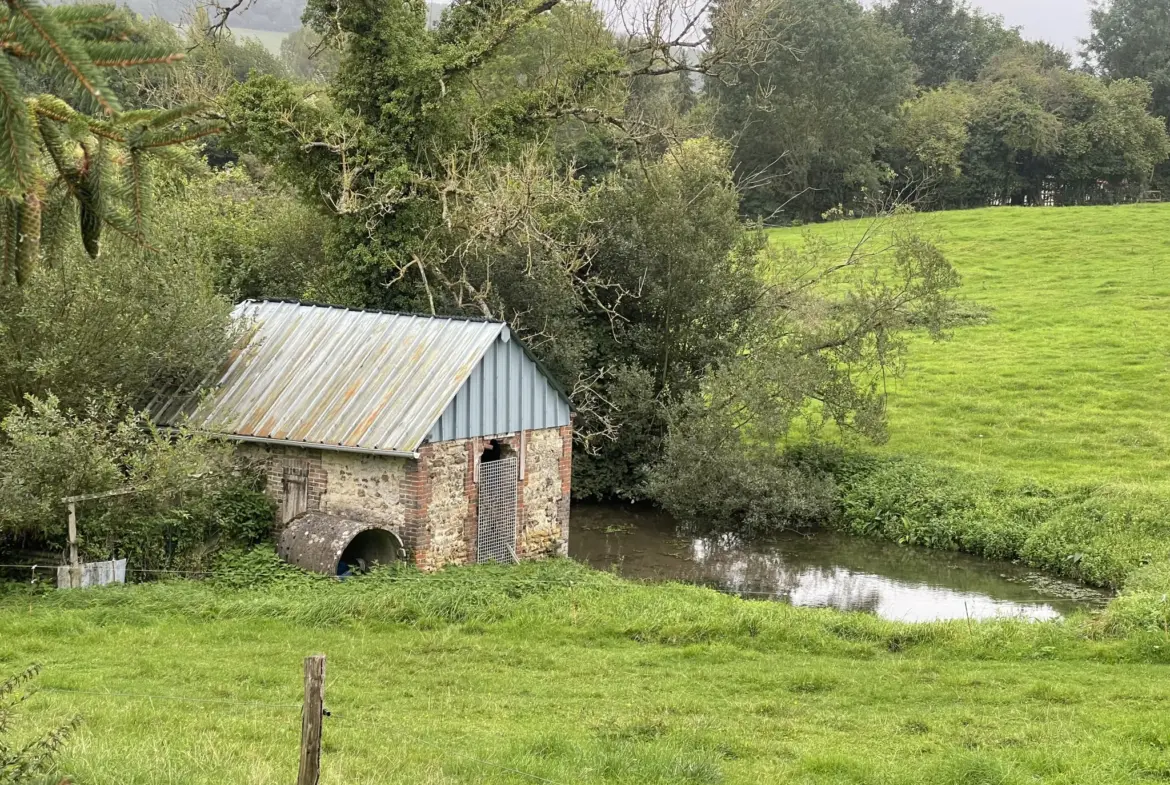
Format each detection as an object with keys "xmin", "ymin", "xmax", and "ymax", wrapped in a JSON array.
[{"xmin": 568, "ymin": 504, "xmax": 1111, "ymax": 622}]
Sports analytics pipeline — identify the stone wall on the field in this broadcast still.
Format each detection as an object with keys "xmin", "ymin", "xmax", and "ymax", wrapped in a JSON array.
[
  {"xmin": 236, "ymin": 423, "xmax": 572, "ymax": 569},
  {"xmin": 520, "ymin": 426, "xmax": 570, "ymax": 558},
  {"xmin": 236, "ymin": 443, "xmax": 410, "ymax": 541},
  {"xmin": 320, "ymin": 451, "xmax": 411, "ymax": 530},
  {"xmin": 413, "ymin": 439, "xmax": 471, "ymax": 570}
]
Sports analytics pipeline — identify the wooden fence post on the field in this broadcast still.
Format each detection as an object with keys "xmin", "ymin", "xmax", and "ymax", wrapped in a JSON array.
[
  {"xmin": 67, "ymin": 502, "xmax": 80, "ymax": 589},
  {"xmin": 298, "ymin": 654, "xmax": 326, "ymax": 785}
]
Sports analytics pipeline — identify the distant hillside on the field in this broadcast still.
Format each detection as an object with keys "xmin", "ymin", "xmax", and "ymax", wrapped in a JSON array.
[{"xmin": 112, "ymin": 0, "xmax": 447, "ymax": 32}]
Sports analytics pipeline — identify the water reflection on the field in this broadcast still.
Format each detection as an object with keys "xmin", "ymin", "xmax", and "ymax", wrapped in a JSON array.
[{"xmin": 569, "ymin": 505, "xmax": 1110, "ymax": 622}]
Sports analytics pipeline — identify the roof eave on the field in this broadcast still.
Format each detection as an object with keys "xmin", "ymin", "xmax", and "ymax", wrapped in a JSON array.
[{"xmin": 217, "ymin": 432, "xmax": 421, "ymax": 460}]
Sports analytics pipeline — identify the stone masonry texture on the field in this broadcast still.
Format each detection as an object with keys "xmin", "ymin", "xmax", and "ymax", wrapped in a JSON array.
[
  {"xmin": 237, "ymin": 424, "xmax": 571, "ymax": 569},
  {"xmin": 415, "ymin": 439, "xmax": 470, "ymax": 570},
  {"xmin": 520, "ymin": 426, "xmax": 569, "ymax": 558}
]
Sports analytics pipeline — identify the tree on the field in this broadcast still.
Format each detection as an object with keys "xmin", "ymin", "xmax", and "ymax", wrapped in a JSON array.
[
  {"xmin": 0, "ymin": 187, "xmax": 234, "ymax": 413},
  {"xmin": 575, "ymin": 138, "xmax": 765, "ymax": 497},
  {"xmin": 890, "ymin": 87, "xmax": 974, "ymax": 184},
  {"xmin": 874, "ymin": 0, "xmax": 1021, "ymax": 87},
  {"xmin": 0, "ymin": 2, "xmax": 221, "ymax": 280},
  {"xmin": 948, "ymin": 53, "xmax": 1168, "ymax": 206},
  {"xmin": 220, "ymin": 0, "xmax": 781, "ymax": 496},
  {"xmin": 1086, "ymin": 0, "xmax": 1170, "ymax": 124},
  {"xmin": 648, "ymin": 208, "xmax": 961, "ymax": 532},
  {"xmin": 156, "ymin": 165, "xmax": 331, "ymax": 302},
  {"xmin": 280, "ymin": 26, "xmax": 340, "ymax": 83},
  {"xmin": 1048, "ymin": 73, "xmax": 1170, "ymax": 201},
  {"xmin": 708, "ymin": 0, "xmax": 917, "ymax": 222}
]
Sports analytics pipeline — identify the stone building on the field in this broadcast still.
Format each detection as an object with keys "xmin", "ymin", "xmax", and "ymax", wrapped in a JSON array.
[{"xmin": 151, "ymin": 299, "xmax": 573, "ymax": 573}]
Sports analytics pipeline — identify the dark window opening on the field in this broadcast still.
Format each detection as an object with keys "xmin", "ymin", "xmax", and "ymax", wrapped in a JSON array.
[
  {"xmin": 337, "ymin": 529, "xmax": 400, "ymax": 577},
  {"xmin": 480, "ymin": 439, "xmax": 515, "ymax": 464}
]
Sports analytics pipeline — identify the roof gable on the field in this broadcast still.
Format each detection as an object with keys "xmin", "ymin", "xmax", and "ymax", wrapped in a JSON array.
[{"xmin": 429, "ymin": 330, "xmax": 573, "ymax": 442}]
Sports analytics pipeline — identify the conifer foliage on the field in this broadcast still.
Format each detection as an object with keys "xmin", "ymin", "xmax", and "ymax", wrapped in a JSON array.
[
  {"xmin": 0, "ymin": 664, "xmax": 80, "ymax": 785},
  {"xmin": 0, "ymin": 1, "xmax": 220, "ymax": 282}
]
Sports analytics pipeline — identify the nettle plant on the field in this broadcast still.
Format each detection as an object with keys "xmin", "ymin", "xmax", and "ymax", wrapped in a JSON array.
[{"xmin": 0, "ymin": 1, "xmax": 220, "ymax": 282}]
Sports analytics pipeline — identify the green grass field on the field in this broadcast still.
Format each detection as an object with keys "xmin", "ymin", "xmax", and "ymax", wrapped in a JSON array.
[
  {"xmin": 6, "ymin": 562, "xmax": 1170, "ymax": 785},
  {"xmin": 769, "ymin": 204, "xmax": 1170, "ymax": 490}
]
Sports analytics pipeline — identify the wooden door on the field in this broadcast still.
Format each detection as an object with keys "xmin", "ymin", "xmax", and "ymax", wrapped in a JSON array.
[{"xmin": 281, "ymin": 464, "xmax": 310, "ymax": 524}]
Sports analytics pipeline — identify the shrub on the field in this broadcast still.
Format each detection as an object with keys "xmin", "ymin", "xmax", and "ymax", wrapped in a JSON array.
[
  {"xmin": 648, "ymin": 440, "xmax": 842, "ymax": 536},
  {"xmin": 80, "ymin": 477, "xmax": 275, "ymax": 574},
  {"xmin": 0, "ymin": 395, "xmax": 234, "ymax": 546},
  {"xmin": 1100, "ymin": 561, "xmax": 1170, "ymax": 634},
  {"xmin": 839, "ymin": 457, "xmax": 1170, "ymax": 590},
  {"xmin": 0, "ymin": 395, "xmax": 275, "ymax": 573}
]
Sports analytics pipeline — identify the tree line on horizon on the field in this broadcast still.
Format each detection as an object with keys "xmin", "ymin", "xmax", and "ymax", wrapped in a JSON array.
[{"xmin": 713, "ymin": 0, "xmax": 1170, "ymax": 222}]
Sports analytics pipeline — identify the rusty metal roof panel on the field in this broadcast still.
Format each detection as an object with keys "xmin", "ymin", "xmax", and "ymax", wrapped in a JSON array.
[{"xmin": 151, "ymin": 300, "xmax": 505, "ymax": 455}]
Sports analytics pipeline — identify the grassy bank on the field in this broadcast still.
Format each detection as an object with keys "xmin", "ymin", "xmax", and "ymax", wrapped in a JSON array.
[
  {"xmin": 5, "ymin": 559, "xmax": 1170, "ymax": 785},
  {"xmin": 767, "ymin": 205, "xmax": 1170, "ymax": 623},
  {"xmin": 836, "ymin": 457, "xmax": 1170, "ymax": 597}
]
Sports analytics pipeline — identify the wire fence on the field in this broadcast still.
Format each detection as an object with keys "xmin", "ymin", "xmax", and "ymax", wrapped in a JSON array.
[
  {"xmin": 32, "ymin": 676, "xmax": 575, "ymax": 785},
  {"xmin": 8, "ymin": 539, "xmax": 1123, "ymax": 784}
]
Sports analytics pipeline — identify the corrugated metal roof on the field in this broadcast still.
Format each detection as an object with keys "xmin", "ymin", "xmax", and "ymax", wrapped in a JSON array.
[{"xmin": 149, "ymin": 300, "xmax": 507, "ymax": 456}]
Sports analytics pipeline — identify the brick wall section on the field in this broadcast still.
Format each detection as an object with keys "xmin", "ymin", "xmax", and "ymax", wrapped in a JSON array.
[
  {"xmin": 236, "ymin": 443, "xmax": 327, "ymax": 512},
  {"xmin": 403, "ymin": 448, "xmax": 431, "ymax": 562},
  {"xmin": 462, "ymin": 438, "xmax": 480, "ymax": 563}
]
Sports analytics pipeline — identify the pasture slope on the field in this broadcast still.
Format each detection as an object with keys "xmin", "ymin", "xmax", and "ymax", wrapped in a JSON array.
[
  {"xmin": 5, "ymin": 560, "xmax": 1170, "ymax": 785},
  {"xmin": 772, "ymin": 204, "xmax": 1170, "ymax": 490}
]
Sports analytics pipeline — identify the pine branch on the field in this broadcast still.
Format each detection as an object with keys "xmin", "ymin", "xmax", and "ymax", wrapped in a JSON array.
[
  {"xmin": 47, "ymin": 6, "xmax": 133, "ymax": 44},
  {"xmin": 100, "ymin": 205, "xmax": 156, "ymax": 250},
  {"xmin": 46, "ymin": 3, "xmax": 119, "ymax": 26},
  {"xmin": 85, "ymin": 41, "xmax": 185, "ymax": 68},
  {"xmin": 29, "ymin": 95, "xmax": 127, "ymax": 143},
  {"xmin": 6, "ymin": 0, "xmax": 121, "ymax": 115},
  {"xmin": 39, "ymin": 175, "xmax": 76, "ymax": 264},
  {"xmin": 127, "ymin": 146, "xmax": 147, "ymax": 236},
  {"xmin": 147, "ymin": 143, "xmax": 203, "ymax": 176},
  {"xmin": 0, "ymin": 35, "xmax": 35, "ymax": 58},
  {"xmin": 34, "ymin": 113, "xmax": 79, "ymax": 184},
  {"xmin": 0, "ymin": 54, "xmax": 33, "ymax": 196},
  {"xmin": 137, "ymin": 123, "xmax": 224, "ymax": 148},
  {"xmin": 77, "ymin": 140, "xmax": 102, "ymax": 257},
  {"xmin": 147, "ymin": 103, "xmax": 207, "ymax": 128}
]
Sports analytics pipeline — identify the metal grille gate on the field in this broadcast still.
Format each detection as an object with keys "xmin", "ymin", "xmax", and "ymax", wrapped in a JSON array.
[{"xmin": 477, "ymin": 456, "xmax": 518, "ymax": 564}]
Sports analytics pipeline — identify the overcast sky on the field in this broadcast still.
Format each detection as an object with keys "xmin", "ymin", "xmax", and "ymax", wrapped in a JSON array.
[{"xmin": 972, "ymin": 0, "xmax": 1093, "ymax": 54}]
